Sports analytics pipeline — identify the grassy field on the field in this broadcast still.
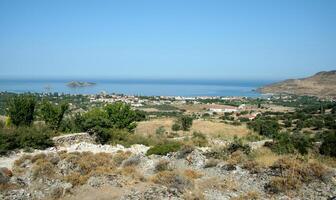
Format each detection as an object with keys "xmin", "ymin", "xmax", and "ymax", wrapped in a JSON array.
[{"xmin": 135, "ymin": 117, "xmax": 251, "ymax": 138}]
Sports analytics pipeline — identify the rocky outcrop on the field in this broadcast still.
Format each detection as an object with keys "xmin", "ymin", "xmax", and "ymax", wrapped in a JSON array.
[{"xmin": 52, "ymin": 132, "xmax": 97, "ymax": 146}]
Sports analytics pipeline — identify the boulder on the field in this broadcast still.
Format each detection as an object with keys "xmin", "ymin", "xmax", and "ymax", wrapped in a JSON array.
[{"xmin": 0, "ymin": 167, "xmax": 13, "ymax": 184}]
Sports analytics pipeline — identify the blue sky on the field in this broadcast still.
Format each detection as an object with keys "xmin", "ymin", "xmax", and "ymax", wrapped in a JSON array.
[{"xmin": 0, "ymin": 0, "xmax": 335, "ymax": 80}]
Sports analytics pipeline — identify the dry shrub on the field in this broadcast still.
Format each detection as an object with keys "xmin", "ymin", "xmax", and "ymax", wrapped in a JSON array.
[
  {"xmin": 227, "ymin": 150, "xmax": 247, "ymax": 165},
  {"xmin": 183, "ymin": 169, "xmax": 203, "ymax": 179},
  {"xmin": 196, "ymin": 176, "xmax": 237, "ymax": 192},
  {"xmin": 155, "ymin": 159, "xmax": 171, "ymax": 172},
  {"xmin": 204, "ymin": 158, "xmax": 219, "ymax": 168},
  {"xmin": 267, "ymin": 156, "xmax": 330, "ymax": 193},
  {"xmin": 249, "ymin": 147, "xmax": 281, "ymax": 168},
  {"xmin": 77, "ymin": 152, "xmax": 114, "ymax": 174},
  {"xmin": 14, "ymin": 154, "xmax": 32, "ymax": 166},
  {"xmin": 32, "ymin": 159, "xmax": 56, "ymax": 180},
  {"xmin": 231, "ymin": 190, "xmax": 260, "ymax": 200},
  {"xmin": 177, "ymin": 144, "xmax": 195, "ymax": 159},
  {"xmin": 183, "ymin": 189, "xmax": 205, "ymax": 200},
  {"xmin": 151, "ymin": 171, "xmax": 193, "ymax": 191},
  {"xmin": 122, "ymin": 155, "xmax": 141, "ymax": 167},
  {"xmin": 64, "ymin": 172, "xmax": 89, "ymax": 186},
  {"xmin": 0, "ymin": 183, "xmax": 20, "ymax": 192},
  {"xmin": 267, "ymin": 177, "xmax": 301, "ymax": 193},
  {"xmin": 112, "ymin": 151, "xmax": 132, "ymax": 166},
  {"xmin": 118, "ymin": 166, "xmax": 145, "ymax": 182},
  {"xmin": 242, "ymin": 160, "xmax": 262, "ymax": 174},
  {"xmin": 60, "ymin": 152, "xmax": 116, "ymax": 186},
  {"xmin": 31, "ymin": 153, "xmax": 47, "ymax": 163}
]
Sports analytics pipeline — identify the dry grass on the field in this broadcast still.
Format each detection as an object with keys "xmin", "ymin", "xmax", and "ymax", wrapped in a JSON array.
[
  {"xmin": 151, "ymin": 171, "xmax": 193, "ymax": 191},
  {"xmin": 196, "ymin": 176, "xmax": 237, "ymax": 192},
  {"xmin": 155, "ymin": 159, "xmax": 171, "ymax": 172},
  {"xmin": 32, "ymin": 159, "xmax": 56, "ymax": 180},
  {"xmin": 118, "ymin": 166, "xmax": 145, "ymax": 183},
  {"xmin": 183, "ymin": 189, "xmax": 206, "ymax": 200},
  {"xmin": 249, "ymin": 147, "xmax": 283, "ymax": 168},
  {"xmin": 136, "ymin": 117, "xmax": 250, "ymax": 139},
  {"xmin": 267, "ymin": 156, "xmax": 330, "ymax": 193},
  {"xmin": 204, "ymin": 158, "xmax": 220, "ymax": 168},
  {"xmin": 135, "ymin": 118, "xmax": 175, "ymax": 136},
  {"xmin": 191, "ymin": 120, "xmax": 250, "ymax": 138},
  {"xmin": 183, "ymin": 169, "xmax": 203, "ymax": 179},
  {"xmin": 231, "ymin": 190, "xmax": 260, "ymax": 200}
]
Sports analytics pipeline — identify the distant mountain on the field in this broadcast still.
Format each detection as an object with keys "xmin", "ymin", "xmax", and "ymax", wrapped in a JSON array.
[
  {"xmin": 257, "ymin": 70, "xmax": 336, "ymax": 97},
  {"xmin": 66, "ymin": 81, "xmax": 96, "ymax": 88}
]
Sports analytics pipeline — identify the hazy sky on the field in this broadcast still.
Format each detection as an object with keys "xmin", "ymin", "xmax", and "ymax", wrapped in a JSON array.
[{"xmin": 0, "ymin": 0, "xmax": 335, "ymax": 80}]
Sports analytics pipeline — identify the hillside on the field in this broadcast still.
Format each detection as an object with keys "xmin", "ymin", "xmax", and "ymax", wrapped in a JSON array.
[{"xmin": 258, "ymin": 70, "xmax": 336, "ymax": 97}]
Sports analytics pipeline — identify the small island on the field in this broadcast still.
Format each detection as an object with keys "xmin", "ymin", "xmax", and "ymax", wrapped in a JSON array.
[{"xmin": 66, "ymin": 81, "xmax": 96, "ymax": 88}]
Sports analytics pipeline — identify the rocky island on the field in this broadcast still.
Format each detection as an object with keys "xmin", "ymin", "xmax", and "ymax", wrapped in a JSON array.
[{"xmin": 66, "ymin": 81, "xmax": 96, "ymax": 88}]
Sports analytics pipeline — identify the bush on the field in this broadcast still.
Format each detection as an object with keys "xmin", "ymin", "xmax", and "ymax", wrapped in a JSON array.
[
  {"xmin": 155, "ymin": 159, "xmax": 171, "ymax": 172},
  {"xmin": 177, "ymin": 115, "xmax": 193, "ymax": 131},
  {"xmin": 7, "ymin": 95, "xmax": 36, "ymax": 127},
  {"xmin": 0, "ymin": 126, "xmax": 53, "ymax": 154},
  {"xmin": 272, "ymin": 132, "xmax": 313, "ymax": 155},
  {"xmin": 227, "ymin": 136, "xmax": 251, "ymax": 154},
  {"xmin": 16, "ymin": 126, "xmax": 54, "ymax": 150},
  {"xmin": 155, "ymin": 126, "xmax": 166, "ymax": 135},
  {"xmin": 172, "ymin": 123, "xmax": 181, "ymax": 131},
  {"xmin": 320, "ymin": 131, "xmax": 336, "ymax": 157},
  {"xmin": 191, "ymin": 131, "xmax": 208, "ymax": 147},
  {"xmin": 146, "ymin": 142, "xmax": 182, "ymax": 156},
  {"xmin": 247, "ymin": 119, "xmax": 280, "ymax": 137},
  {"xmin": 151, "ymin": 171, "xmax": 192, "ymax": 192},
  {"xmin": 267, "ymin": 157, "xmax": 329, "ymax": 193}
]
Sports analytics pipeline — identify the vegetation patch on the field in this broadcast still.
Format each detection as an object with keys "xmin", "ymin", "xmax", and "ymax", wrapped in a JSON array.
[{"xmin": 146, "ymin": 141, "xmax": 182, "ymax": 156}]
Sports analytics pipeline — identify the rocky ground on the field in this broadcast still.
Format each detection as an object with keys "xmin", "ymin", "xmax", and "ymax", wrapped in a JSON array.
[{"xmin": 0, "ymin": 133, "xmax": 335, "ymax": 200}]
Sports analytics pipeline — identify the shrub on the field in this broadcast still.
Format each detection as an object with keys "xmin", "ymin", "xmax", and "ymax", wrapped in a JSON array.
[
  {"xmin": 247, "ymin": 119, "xmax": 280, "ymax": 137},
  {"xmin": 155, "ymin": 126, "xmax": 166, "ymax": 135},
  {"xmin": 183, "ymin": 169, "xmax": 202, "ymax": 179},
  {"xmin": 319, "ymin": 130, "xmax": 336, "ymax": 157},
  {"xmin": 227, "ymin": 136, "xmax": 251, "ymax": 154},
  {"xmin": 112, "ymin": 151, "xmax": 132, "ymax": 166},
  {"xmin": 191, "ymin": 131, "xmax": 208, "ymax": 147},
  {"xmin": 272, "ymin": 132, "xmax": 313, "ymax": 155},
  {"xmin": 155, "ymin": 160, "xmax": 171, "ymax": 172},
  {"xmin": 204, "ymin": 146, "xmax": 228, "ymax": 160},
  {"xmin": 0, "ymin": 126, "xmax": 53, "ymax": 154},
  {"xmin": 146, "ymin": 142, "xmax": 182, "ymax": 156},
  {"xmin": 121, "ymin": 155, "xmax": 141, "ymax": 167},
  {"xmin": 174, "ymin": 115, "xmax": 193, "ymax": 131},
  {"xmin": 177, "ymin": 144, "xmax": 195, "ymax": 158},
  {"xmin": 204, "ymin": 158, "xmax": 219, "ymax": 168},
  {"xmin": 172, "ymin": 123, "xmax": 181, "ymax": 131},
  {"xmin": 267, "ymin": 157, "xmax": 330, "ymax": 193},
  {"xmin": 151, "ymin": 171, "xmax": 192, "ymax": 192},
  {"xmin": 16, "ymin": 126, "xmax": 54, "ymax": 150},
  {"xmin": 6, "ymin": 95, "xmax": 36, "ymax": 127}
]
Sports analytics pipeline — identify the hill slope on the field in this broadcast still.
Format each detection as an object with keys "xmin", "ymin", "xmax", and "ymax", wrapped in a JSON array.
[{"xmin": 258, "ymin": 70, "xmax": 336, "ymax": 97}]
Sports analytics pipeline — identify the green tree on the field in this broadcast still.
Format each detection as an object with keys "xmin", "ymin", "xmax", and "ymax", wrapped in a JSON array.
[
  {"xmin": 178, "ymin": 115, "xmax": 193, "ymax": 131},
  {"xmin": 7, "ymin": 95, "xmax": 36, "ymax": 126},
  {"xmin": 104, "ymin": 102, "xmax": 137, "ymax": 131},
  {"xmin": 320, "ymin": 131, "xmax": 336, "ymax": 157},
  {"xmin": 40, "ymin": 101, "xmax": 69, "ymax": 131}
]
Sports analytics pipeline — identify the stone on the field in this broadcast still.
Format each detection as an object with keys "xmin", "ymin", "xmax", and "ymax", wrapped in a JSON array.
[{"xmin": 0, "ymin": 167, "xmax": 13, "ymax": 184}]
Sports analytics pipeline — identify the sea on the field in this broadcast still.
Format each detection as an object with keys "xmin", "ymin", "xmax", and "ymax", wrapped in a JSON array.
[{"xmin": 0, "ymin": 79, "xmax": 275, "ymax": 97}]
